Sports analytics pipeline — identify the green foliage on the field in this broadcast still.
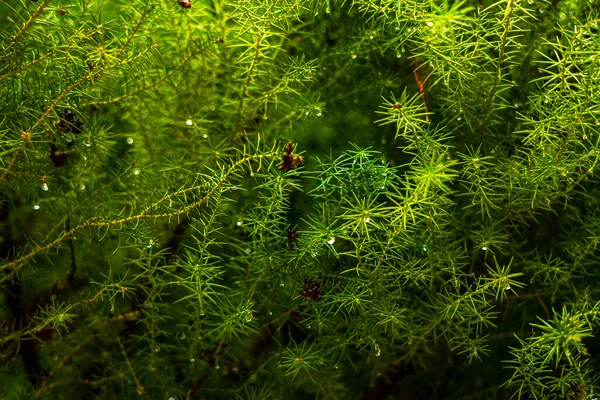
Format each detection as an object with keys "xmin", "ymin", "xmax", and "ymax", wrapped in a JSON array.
[{"xmin": 1, "ymin": 0, "xmax": 600, "ymax": 399}]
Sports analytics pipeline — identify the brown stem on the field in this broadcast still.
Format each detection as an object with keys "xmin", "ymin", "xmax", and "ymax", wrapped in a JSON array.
[{"xmin": 11, "ymin": 0, "xmax": 53, "ymax": 44}]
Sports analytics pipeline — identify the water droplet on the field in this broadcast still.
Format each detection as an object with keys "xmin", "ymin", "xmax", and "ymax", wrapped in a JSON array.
[
  {"xmin": 426, "ymin": 21, "xmax": 433, "ymax": 27},
  {"xmin": 374, "ymin": 343, "xmax": 381, "ymax": 357},
  {"xmin": 334, "ymin": 364, "xmax": 339, "ymax": 369},
  {"xmin": 505, "ymin": 285, "xmax": 511, "ymax": 291},
  {"xmin": 527, "ymin": 0, "xmax": 533, "ymax": 4},
  {"xmin": 456, "ymin": 117, "xmax": 462, "ymax": 121},
  {"xmin": 262, "ymin": 115, "xmax": 268, "ymax": 120},
  {"xmin": 307, "ymin": 325, "xmax": 312, "ymax": 329},
  {"xmin": 369, "ymin": 35, "xmax": 374, "ymax": 40},
  {"xmin": 351, "ymin": 54, "xmax": 357, "ymax": 59},
  {"xmin": 133, "ymin": 169, "xmax": 140, "ymax": 175},
  {"xmin": 200, "ymin": 313, "xmax": 205, "ymax": 317},
  {"xmin": 268, "ymin": 311, "xmax": 273, "ymax": 316},
  {"xmin": 186, "ymin": 119, "xmax": 193, "ymax": 126},
  {"xmin": 202, "ymin": 133, "xmax": 208, "ymax": 139},
  {"xmin": 364, "ymin": 217, "xmax": 370, "ymax": 223},
  {"xmin": 155, "ymin": 347, "xmax": 160, "ymax": 353},
  {"xmin": 169, "ymin": 397, "xmax": 175, "ymax": 400},
  {"xmin": 327, "ymin": 237, "xmax": 336, "ymax": 245},
  {"xmin": 326, "ymin": 7, "xmax": 330, "ymax": 13},
  {"xmin": 237, "ymin": 221, "xmax": 243, "ymax": 226},
  {"xmin": 514, "ymin": 103, "xmax": 520, "ymax": 108},
  {"xmin": 245, "ymin": 248, "xmax": 251, "ymax": 253},
  {"xmin": 316, "ymin": 112, "xmax": 322, "ymax": 117},
  {"xmin": 190, "ymin": 358, "xmax": 195, "ymax": 363},
  {"xmin": 482, "ymin": 246, "xmax": 488, "ymax": 251},
  {"xmin": 146, "ymin": 240, "xmax": 154, "ymax": 248},
  {"xmin": 381, "ymin": 138, "xmax": 387, "ymax": 144},
  {"xmin": 396, "ymin": 53, "xmax": 402, "ymax": 58},
  {"xmin": 79, "ymin": 184, "xmax": 86, "ymax": 191},
  {"xmin": 41, "ymin": 182, "xmax": 49, "ymax": 191},
  {"xmin": 379, "ymin": 186, "xmax": 386, "ymax": 190},
  {"xmin": 583, "ymin": 134, "xmax": 588, "ymax": 140},
  {"xmin": 126, "ymin": 137, "xmax": 134, "ymax": 144},
  {"xmin": 422, "ymin": 246, "xmax": 427, "ymax": 252},
  {"xmin": 85, "ymin": 143, "xmax": 91, "ymax": 147},
  {"xmin": 215, "ymin": 365, "xmax": 220, "ymax": 370},
  {"xmin": 280, "ymin": 283, "xmax": 285, "ymax": 287},
  {"xmin": 33, "ymin": 205, "xmax": 40, "ymax": 210}
]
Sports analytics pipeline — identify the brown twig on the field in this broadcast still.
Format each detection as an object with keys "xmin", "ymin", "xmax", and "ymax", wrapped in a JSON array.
[
  {"xmin": 11, "ymin": 0, "xmax": 53, "ymax": 44},
  {"xmin": 537, "ymin": 296, "xmax": 551, "ymax": 320},
  {"xmin": 409, "ymin": 57, "xmax": 431, "ymax": 122}
]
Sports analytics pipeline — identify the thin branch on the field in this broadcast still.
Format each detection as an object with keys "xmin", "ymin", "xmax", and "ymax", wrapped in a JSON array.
[{"xmin": 11, "ymin": 0, "xmax": 53, "ymax": 44}]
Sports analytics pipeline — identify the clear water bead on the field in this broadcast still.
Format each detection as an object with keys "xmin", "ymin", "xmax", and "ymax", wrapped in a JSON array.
[
  {"xmin": 426, "ymin": 21, "xmax": 433, "ymax": 27},
  {"xmin": 79, "ymin": 184, "xmax": 86, "ymax": 191},
  {"xmin": 237, "ymin": 221, "xmax": 243, "ymax": 226},
  {"xmin": 482, "ymin": 246, "xmax": 488, "ymax": 251},
  {"xmin": 33, "ymin": 205, "xmax": 40, "ymax": 210},
  {"xmin": 374, "ymin": 343, "xmax": 381, "ymax": 357},
  {"xmin": 186, "ymin": 119, "xmax": 193, "ymax": 126},
  {"xmin": 133, "ymin": 169, "xmax": 140, "ymax": 175},
  {"xmin": 351, "ymin": 54, "xmax": 357, "ymax": 59},
  {"xmin": 203, "ymin": 134, "xmax": 208, "ymax": 139},
  {"xmin": 364, "ymin": 217, "xmax": 370, "ymax": 223},
  {"xmin": 126, "ymin": 137, "xmax": 134, "ymax": 144},
  {"xmin": 41, "ymin": 182, "xmax": 49, "ymax": 191},
  {"xmin": 327, "ymin": 237, "xmax": 336, "ymax": 245}
]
